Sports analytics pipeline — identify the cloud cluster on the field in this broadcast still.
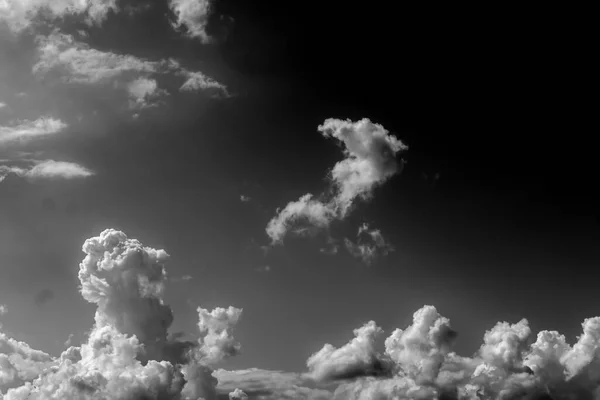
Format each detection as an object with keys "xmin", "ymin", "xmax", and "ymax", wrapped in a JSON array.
[
  {"xmin": 0, "ymin": 0, "xmax": 118, "ymax": 33},
  {"xmin": 0, "ymin": 117, "xmax": 67, "ymax": 146},
  {"xmin": 0, "ymin": 229, "xmax": 242, "ymax": 399},
  {"xmin": 266, "ymin": 118, "xmax": 407, "ymax": 262},
  {"xmin": 304, "ymin": 304, "xmax": 600, "ymax": 400}
]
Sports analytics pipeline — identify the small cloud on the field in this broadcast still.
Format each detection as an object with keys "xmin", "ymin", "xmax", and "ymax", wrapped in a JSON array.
[
  {"xmin": 0, "ymin": 102, "xmax": 6, "ymax": 109},
  {"xmin": 240, "ymin": 195, "xmax": 251, "ymax": 202},
  {"xmin": 169, "ymin": 0, "xmax": 214, "ymax": 43},
  {"xmin": 127, "ymin": 77, "xmax": 168, "ymax": 110},
  {"xmin": 0, "ymin": 160, "xmax": 94, "ymax": 183},
  {"xmin": 34, "ymin": 288, "xmax": 55, "ymax": 307},
  {"xmin": 0, "ymin": 304, "xmax": 7, "ymax": 315},
  {"xmin": 228, "ymin": 388, "xmax": 248, "ymax": 399},
  {"xmin": 255, "ymin": 265, "xmax": 271, "ymax": 273},
  {"xmin": 0, "ymin": 117, "xmax": 67, "ymax": 146}
]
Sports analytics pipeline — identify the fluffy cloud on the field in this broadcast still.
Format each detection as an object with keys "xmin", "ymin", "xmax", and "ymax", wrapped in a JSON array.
[
  {"xmin": 344, "ymin": 223, "xmax": 394, "ymax": 265},
  {"xmin": 0, "ymin": 229, "xmax": 243, "ymax": 399},
  {"xmin": 169, "ymin": 0, "xmax": 214, "ymax": 43},
  {"xmin": 195, "ymin": 306, "xmax": 243, "ymax": 365},
  {"xmin": 302, "ymin": 304, "xmax": 600, "ymax": 400},
  {"xmin": 318, "ymin": 118, "xmax": 408, "ymax": 216},
  {"xmin": 0, "ymin": 0, "xmax": 118, "ymax": 33},
  {"xmin": 127, "ymin": 77, "xmax": 168, "ymax": 110},
  {"xmin": 266, "ymin": 119, "xmax": 407, "ymax": 259},
  {"xmin": 0, "ymin": 160, "xmax": 94, "ymax": 182},
  {"xmin": 0, "ymin": 117, "xmax": 67, "ymax": 146},
  {"xmin": 307, "ymin": 321, "xmax": 390, "ymax": 383},
  {"xmin": 228, "ymin": 387, "xmax": 248, "ymax": 399}
]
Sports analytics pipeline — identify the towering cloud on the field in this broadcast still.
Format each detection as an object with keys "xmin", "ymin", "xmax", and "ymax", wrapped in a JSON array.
[
  {"xmin": 266, "ymin": 119, "xmax": 406, "ymax": 262},
  {"xmin": 0, "ymin": 229, "xmax": 242, "ymax": 399}
]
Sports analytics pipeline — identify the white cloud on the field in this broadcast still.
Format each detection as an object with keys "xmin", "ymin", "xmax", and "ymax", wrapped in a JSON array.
[
  {"xmin": 0, "ymin": 102, "xmax": 6, "ymax": 109},
  {"xmin": 127, "ymin": 77, "xmax": 167, "ymax": 110},
  {"xmin": 0, "ymin": 160, "xmax": 93, "ymax": 182},
  {"xmin": 0, "ymin": 229, "xmax": 244, "ymax": 399},
  {"xmin": 240, "ymin": 195, "xmax": 251, "ymax": 202},
  {"xmin": 0, "ymin": 117, "xmax": 67, "ymax": 146},
  {"xmin": 228, "ymin": 387, "xmax": 248, "ymax": 399},
  {"xmin": 266, "ymin": 194, "xmax": 335, "ymax": 244},
  {"xmin": 0, "ymin": 305, "xmax": 6, "ymax": 315},
  {"xmin": 266, "ymin": 119, "xmax": 407, "ymax": 251},
  {"xmin": 344, "ymin": 223, "xmax": 394, "ymax": 265},
  {"xmin": 169, "ymin": 0, "xmax": 214, "ymax": 43},
  {"xmin": 33, "ymin": 32, "xmax": 159, "ymax": 85},
  {"xmin": 32, "ymin": 32, "xmax": 229, "ymax": 104},
  {"xmin": 307, "ymin": 320, "xmax": 388, "ymax": 383},
  {"xmin": 180, "ymin": 70, "xmax": 229, "ymax": 96},
  {"xmin": 0, "ymin": 0, "xmax": 118, "ymax": 33},
  {"xmin": 195, "ymin": 306, "xmax": 243, "ymax": 364}
]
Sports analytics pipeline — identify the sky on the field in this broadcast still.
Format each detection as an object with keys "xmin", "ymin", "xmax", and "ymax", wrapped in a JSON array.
[{"xmin": 0, "ymin": 1, "xmax": 597, "ymax": 400}]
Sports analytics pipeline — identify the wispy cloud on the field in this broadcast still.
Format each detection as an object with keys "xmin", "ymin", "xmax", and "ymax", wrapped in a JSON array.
[
  {"xmin": 344, "ymin": 223, "xmax": 394, "ymax": 265},
  {"xmin": 0, "ymin": 117, "xmax": 67, "ymax": 146},
  {"xmin": 169, "ymin": 0, "xmax": 214, "ymax": 43},
  {"xmin": 0, "ymin": 160, "xmax": 94, "ymax": 182}
]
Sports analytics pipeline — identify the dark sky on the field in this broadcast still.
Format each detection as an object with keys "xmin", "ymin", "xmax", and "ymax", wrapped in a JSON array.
[{"xmin": 0, "ymin": 1, "xmax": 597, "ymax": 397}]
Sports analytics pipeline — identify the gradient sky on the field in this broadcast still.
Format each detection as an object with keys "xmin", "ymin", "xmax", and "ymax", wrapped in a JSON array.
[{"xmin": 0, "ymin": 2, "xmax": 597, "ymax": 400}]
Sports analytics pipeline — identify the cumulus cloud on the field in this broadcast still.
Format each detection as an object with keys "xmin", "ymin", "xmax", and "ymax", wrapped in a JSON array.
[
  {"xmin": 169, "ymin": 0, "xmax": 214, "ymax": 43},
  {"xmin": 301, "ymin": 304, "xmax": 600, "ymax": 400},
  {"xmin": 344, "ymin": 223, "xmax": 394, "ymax": 265},
  {"xmin": 307, "ymin": 320, "xmax": 391, "ymax": 383},
  {"xmin": 228, "ymin": 387, "xmax": 248, "ymax": 399},
  {"xmin": 179, "ymin": 69, "xmax": 229, "ymax": 96},
  {"xmin": 0, "ymin": 229, "xmax": 243, "ymax": 399},
  {"xmin": 0, "ymin": 159, "xmax": 94, "ymax": 182},
  {"xmin": 0, "ymin": 117, "xmax": 67, "ymax": 146},
  {"xmin": 266, "ymin": 119, "xmax": 407, "ymax": 258},
  {"xmin": 0, "ymin": 0, "xmax": 118, "ymax": 33}
]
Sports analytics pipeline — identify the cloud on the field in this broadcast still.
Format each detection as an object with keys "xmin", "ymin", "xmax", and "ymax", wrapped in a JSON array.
[
  {"xmin": 0, "ymin": 102, "xmax": 6, "ymax": 109},
  {"xmin": 0, "ymin": 0, "xmax": 118, "ymax": 33},
  {"xmin": 33, "ymin": 289, "xmax": 55, "ymax": 307},
  {"xmin": 0, "ymin": 159, "xmax": 94, "ymax": 182},
  {"xmin": 228, "ymin": 387, "xmax": 248, "ymax": 399},
  {"xmin": 0, "ymin": 305, "xmax": 6, "ymax": 315},
  {"xmin": 266, "ymin": 119, "xmax": 407, "ymax": 251},
  {"xmin": 240, "ymin": 195, "xmax": 251, "ymax": 203},
  {"xmin": 0, "ymin": 117, "xmax": 67, "ymax": 146},
  {"xmin": 266, "ymin": 194, "xmax": 336, "ymax": 244},
  {"xmin": 301, "ymin": 304, "xmax": 600, "ymax": 400},
  {"xmin": 169, "ymin": 0, "xmax": 214, "ymax": 43},
  {"xmin": 0, "ymin": 229, "xmax": 243, "ymax": 399},
  {"xmin": 127, "ymin": 77, "xmax": 168, "ymax": 110},
  {"xmin": 307, "ymin": 320, "xmax": 392, "ymax": 383},
  {"xmin": 318, "ymin": 118, "xmax": 408, "ymax": 216},
  {"xmin": 215, "ymin": 369, "xmax": 332, "ymax": 400},
  {"xmin": 344, "ymin": 223, "xmax": 394, "ymax": 265},
  {"xmin": 32, "ymin": 32, "xmax": 229, "ymax": 101}
]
